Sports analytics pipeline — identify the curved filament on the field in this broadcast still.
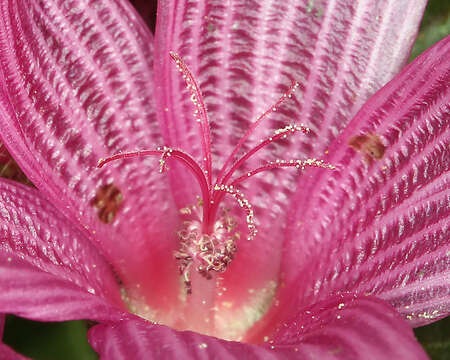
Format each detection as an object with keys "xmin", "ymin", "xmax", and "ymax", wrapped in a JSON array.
[
  {"xmin": 217, "ymin": 81, "xmax": 300, "ymax": 184},
  {"xmin": 213, "ymin": 184, "xmax": 257, "ymax": 240},
  {"xmin": 98, "ymin": 148, "xmax": 211, "ymax": 217},
  {"xmin": 170, "ymin": 52, "xmax": 213, "ymax": 187},
  {"xmin": 231, "ymin": 158, "xmax": 336, "ymax": 186},
  {"xmin": 219, "ymin": 124, "xmax": 310, "ymax": 186}
]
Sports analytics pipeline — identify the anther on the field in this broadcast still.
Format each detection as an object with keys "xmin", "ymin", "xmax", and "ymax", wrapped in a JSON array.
[{"xmin": 214, "ymin": 185, "xmax": 257, "ymax": 240}]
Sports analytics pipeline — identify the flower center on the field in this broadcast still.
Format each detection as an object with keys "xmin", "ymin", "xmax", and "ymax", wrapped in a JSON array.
[
  {"xmin": 98, "ymin": 52, "xmax": 335, "ymax": 297},
  {"xmin": 174, "ymin": 201, "xmax": 238, "ymax": 294}
]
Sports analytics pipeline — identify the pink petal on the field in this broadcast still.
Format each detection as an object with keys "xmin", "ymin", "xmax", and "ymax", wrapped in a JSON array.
[
  {"xmin": 153, "ymin": 0, "xmax": 427, "ymax": 316},
  {"xmin": 0, "ymin": 253, "xmax": 125, "ymax": 322},
  {"xmin": 88, "ymin": 295, "xmax": 428, "ymax": 359},
  {"xmin": 281, "ymin": 36, "xmax": 449, "ymax": 327},
  {"xmin": 155, "ymin": 0, "xmax": 427, "ymax": 159},
  {"xmin": 270, "ymin": 295, "xmax": 429, "ymax": 360},
  {"xmin": 0, "ymin": 0, "xmax": 182, "ymax": 311},
  {"xmin": 0, "ymin": 178, "xmax": 124, "ymax": 320}
]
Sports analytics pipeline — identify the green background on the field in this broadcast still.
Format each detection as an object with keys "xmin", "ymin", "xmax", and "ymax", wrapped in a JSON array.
[{"xmin": 2, "ymin": 0, "xmax": 449, "ymax": 359}]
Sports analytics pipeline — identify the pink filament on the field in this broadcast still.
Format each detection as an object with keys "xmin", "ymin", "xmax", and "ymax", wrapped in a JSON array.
[
  {"xmin": 231, "ymin": 160, "xmax": 335, "ymax": 186},
  {"xmin": 216, "ymin": 80, "xmax": 300, "ymax": 185},
  {"xmin": 98, "ymin": 148, "xmax": 211, "ymax": 222},
  {"xmin": 170, "ymin": 52, "xmax": 213, "ymax": 187},
  {"xmin": 218, "ymin": 124, "xmax": 310, "ymax": 187}
]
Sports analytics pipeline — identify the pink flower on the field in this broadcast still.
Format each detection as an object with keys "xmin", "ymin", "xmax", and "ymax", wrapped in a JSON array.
[{"xmin": 0, "ymin": 0, "xmax": 448, "ymax": 358}]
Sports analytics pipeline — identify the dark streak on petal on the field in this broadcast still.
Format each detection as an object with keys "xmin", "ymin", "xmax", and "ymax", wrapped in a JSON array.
[
  {"xmin": 0, "ymin": 144, "xmax": 32, "ymax": 186},
  {"xmin": 91, "ymin": 184, "xmax": 124, "ymax": 223}
]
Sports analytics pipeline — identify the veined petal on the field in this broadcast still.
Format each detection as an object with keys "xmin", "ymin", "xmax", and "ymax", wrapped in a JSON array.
[
  {"xmin": 88, "ymin": 296, "xmax": 428, "ymax": 360},
  {"xmin": 281, "ymin": 36, "xmax": 449, "ymax": 327},
  {"xmin": 269, "ymin": 295, "xmax": 429, "ymax": 360},
  {"xmin": 154, "ymin": 0, "xmax": 427, "ymax": 204},
  {"xmin": 0, "ymin": 178, "xmax": 123, "ymax": 318},
  {"xmin": 89, "ymin": 320, "xmax": 278, "ymax": 360},
  {"xmin": 154, "ymin": 0, "xmax": 427, "ymax": 313},
  {"xmin": 0, "ymin": 253, "xmax": 125, "ymax": 322},
  {"xmin": 0, "ymin": 0, "xmax": 182, "ymax": 312},
  {"xmin": 155, "ymin": 0, "xmax": 427, "ymax": 160}
]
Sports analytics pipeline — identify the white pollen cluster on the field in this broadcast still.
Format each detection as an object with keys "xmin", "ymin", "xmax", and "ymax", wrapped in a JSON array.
[
  {"xmin": 170, "ymin": 51, "xmax": 212, "ymax": 183},
  {"xmin": 268, "ymin": 158, "xmax": 336, "ymax": 170},
  {"xmin": 214, "ymin": 184, "xmax": 257, "ymax": 240},
  {"xmin": 283, "ymin": 81, "xmax": 300, "ymax": 98},
  {"xmin": 273, "ymin": 123, "xmax": 309, "ymax": 136},
  {"xmin": 174, "ymin": 204, "xmax": 239, "ymax": 294},
  {"xmin": 171, "ymin": 51, "xmax": 205, "ymax": 126},
  {"xmin": 157, "ymin": 146, "xmax": 174, "ymax": 173}
]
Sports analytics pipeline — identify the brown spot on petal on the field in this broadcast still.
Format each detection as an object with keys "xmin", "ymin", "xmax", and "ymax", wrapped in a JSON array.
[
  {"xmin": 91, "ymin": 184, "xmax": 123, "ymax": 223},
  {"xmin": 349, "ymin": 132, "xmax": 386, "ymax": 163}
]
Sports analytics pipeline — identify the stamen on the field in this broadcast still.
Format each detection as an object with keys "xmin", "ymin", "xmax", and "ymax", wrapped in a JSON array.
[
  {"xmin": 219, "ymin": 123, "xmax": 310, "ymax": 186},
  {"xmin": 274, "ymin": 124, "xmax": 310, "ymax": 136},
  {"xmin": 214, "ymin": 184, "xmax": 257, "ymax": 240},
  {"xmin": 98, "ymin": 53, "xmax": 337, "ymax": 295},
  {"xmin": 170, "ymin": 52, "xmax": 213, "ymax": 186},
  {"xmin": 231, "ymin": 158, "xmax": 336, "ymax": 186},
  {"xmin": 217, "ymin": 81, "xmax": 300, "ymax": 184},
  {"xmin": 97, "ymin": 149, "xmax": 161, "ymax": 168},
  {"xmin": 174, "ymin": 205, "xmax": 238, "ymax": 294},
  {"xmin": 97, "ymin": 148, "xmax": 211, "ymax": 218},
  {"xmin": 159, "ymin": 146, "xmax": 173, "ymax": 173}
]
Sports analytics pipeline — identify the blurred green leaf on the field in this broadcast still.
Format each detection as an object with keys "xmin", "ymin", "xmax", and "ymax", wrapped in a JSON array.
[
  {"xmin": 3, "ymin": 316, "xmax": 98, "ymax": 360},
  {"xmin": 410, "ymin": 0, "xmax": 450, "ymax": 59},
  {"xmin": 415, "ymin": 317, "xmax": 450, "ymax": 360}
]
